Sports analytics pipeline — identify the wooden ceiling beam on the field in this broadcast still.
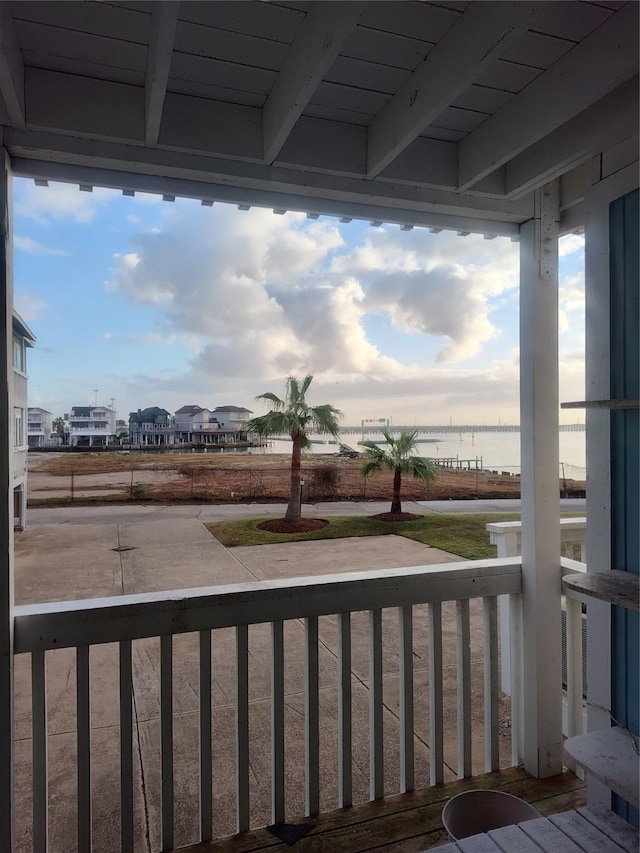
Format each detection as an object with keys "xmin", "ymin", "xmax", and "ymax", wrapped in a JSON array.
[
  {"xmin": 505, "ymin": 76, "xmax": 639, "ymax": 199},
  {"xmin": 0, "ymin": 4, "xmax": 25, "ymax": 128},
  {"xmin": 458, "ymin": 2, "xmax": 640, "ymax": 191},
  {"xmin": 10, "ymin": 155, "xmax": 522, "ymax": 237},
  {"xmin": 365, "ymin": 1, "xmax": 542, "ymax": 179},
  {"xmin": 263, "ymin": 1, "xmax": 364, "ymax": 165},
  {"xmin": 145, "ymin": 0, "xmax": 179, "ymax": 146},
  {"xmin": 5, "ymin": 128, "xmax": 532, "ymax": 225}
]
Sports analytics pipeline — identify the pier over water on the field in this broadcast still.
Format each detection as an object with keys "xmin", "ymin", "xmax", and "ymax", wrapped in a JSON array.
[{"xmin": 339, "ymin": 423, "xmax": 585, "ymax": 436}]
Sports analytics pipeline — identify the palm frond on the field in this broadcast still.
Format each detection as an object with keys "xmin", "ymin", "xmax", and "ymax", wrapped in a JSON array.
[
  {"xmin": 245, "ymin": 410, "xmax": 290, "ymax": 437},
  {"xmin": 255, "ymin": 392, "xmax": 285, "ymax": 410}
]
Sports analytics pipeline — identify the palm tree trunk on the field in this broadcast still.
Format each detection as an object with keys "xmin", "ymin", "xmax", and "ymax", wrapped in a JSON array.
[
  {"xmin": 285, "ymin": 434, "xmax": 302, "ymax": 521},
  {"xmin": 391, "ymin": 467, "xmax": 402, "ymax": 514}
]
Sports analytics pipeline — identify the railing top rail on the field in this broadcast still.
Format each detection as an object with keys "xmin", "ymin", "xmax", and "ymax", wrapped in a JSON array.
[
  {"xmin": 14, "ymin": 558, "xmax": 522, "ymax": 653},
  {"xmin": 486, "ymin": 518, "xmax": 586, "ymax": 533},
  {"xmin": 560, "ymin": 556, "xmax": 588, "ymax": 576}
]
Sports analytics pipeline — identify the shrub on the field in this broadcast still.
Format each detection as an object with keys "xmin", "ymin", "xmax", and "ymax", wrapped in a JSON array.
[
  {"xmin": 308, "ymin": 464, "xmax": 339, "ymax": 499},
  {"xmin": 131, "ymin": 483, "xmax": 146, "ymax": 500}
]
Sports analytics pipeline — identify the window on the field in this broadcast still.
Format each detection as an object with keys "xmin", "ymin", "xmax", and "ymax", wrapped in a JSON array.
[
  {"xmin": 12, "ymin": 337, "xmax": 24, "ymax": 372},
  {"xmin": 14, "ymin": 408, "xmax": 23, "ymax": 447}
]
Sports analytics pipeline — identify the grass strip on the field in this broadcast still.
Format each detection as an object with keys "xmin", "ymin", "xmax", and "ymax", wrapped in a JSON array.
[{"xmin": 206, "ymin": 512, "xmax": 524, "ymax": 560}]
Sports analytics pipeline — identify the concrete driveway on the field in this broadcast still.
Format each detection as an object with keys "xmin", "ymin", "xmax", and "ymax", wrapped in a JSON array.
[{"xmin": 14, "ymin": 505, "xmax": 514, "ymax": 852}]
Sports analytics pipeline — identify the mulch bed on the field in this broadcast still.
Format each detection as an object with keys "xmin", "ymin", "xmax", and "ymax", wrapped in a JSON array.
[
  {"xmin": 256, "ymin": 518, "xmax": 329, "ymax": 534},
  {"xmin": 370, "ymin": 512, "xmax": 424, "ymax": 522}
]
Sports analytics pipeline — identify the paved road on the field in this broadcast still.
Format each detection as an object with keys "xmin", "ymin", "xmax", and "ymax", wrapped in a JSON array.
[{"xmin": 26, "ymin": 497, "xmax": 585, "ymax": 525}]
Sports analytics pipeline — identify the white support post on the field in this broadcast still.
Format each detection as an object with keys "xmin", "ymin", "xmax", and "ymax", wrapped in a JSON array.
[
  {"xmin": 519, "ymin": 181, "xmax": 563, "ymax": 778},
  {"xmin": 0, "ymin": 147, "xmax": 14, "ymax": 852}
]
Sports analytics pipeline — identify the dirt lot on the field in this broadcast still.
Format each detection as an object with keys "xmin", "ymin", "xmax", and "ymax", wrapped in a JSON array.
[{"xmin": 27, "ymin": 450, "xmax": 585, "ymax": 506}]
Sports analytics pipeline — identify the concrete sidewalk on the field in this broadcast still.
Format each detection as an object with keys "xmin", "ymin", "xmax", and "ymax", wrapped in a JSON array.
[
  {"xmin": 13, "ymin": 504, "xmax": 523, "ymax": 851},
  {"xmin": 25, "ymin": 496, "xmax": 585, "ymax": 527}
]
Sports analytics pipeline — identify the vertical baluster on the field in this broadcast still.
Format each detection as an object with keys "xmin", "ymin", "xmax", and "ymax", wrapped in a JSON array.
[
  {"xmin": 160, "ymin": 635, "xmax": 174, "ymax": 850},
  {"xmin": 119, "ymin": 640, "xmax": 133, "ymax": 853},
  {"xmin": 305, "ymin": 616, "xmax": 319, "ymax": 816},
  {"xmin": 509, "ymin": 593, "xmax": 523, "ymax": 766},
  {"xmin": 565, "ymin": 597, "xmax": 584, "ymax": 739},
  {"xmin": 483, "ymin": 597, "xmax": 500, "ymax": 772},
  {"xmin": 428, "ymin": 602, "xmax": 444, "ymax": 785},
  {"xmin": 369, "ymin": 608, "xmax": 383, "ymax": 800},
  {"xmin": 199, "ymin": 630, "xmax": 212, "ymax": 841},
  {"xmin": 338, "ymin": 612, "xmax": 352, "ymax": 808},
  {"xmin": 32, "ymin": 650, "xmax": 48, "ymax": 853},
  {"xmin": 77, "ymin": 645, "xmax": 91, "ymax": 851},
  {"xmin": 271, "ymin": 621, "xmax": 285, "ymax": 824},
  {"xmin": 456, "ymin": 599, "xmax": 472, "ymax": 778},
  {"xmin": 399, "ymin": 605, "xmax": 414, "ymax": 793},
  {"xmin": 236, "ymin": 625, "xmax": 249, "ymax": 832}
]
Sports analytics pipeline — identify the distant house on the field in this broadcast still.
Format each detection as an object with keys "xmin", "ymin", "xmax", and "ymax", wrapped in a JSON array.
[
  {"xmin": 12, "ymin": 312, "xmax": 36, "ymax": 530},
  {"xmin": 173, "ymin": 405, "xmax": 244, "ymax": 445},
  {"xmin": 212, "ymin": 406, "xmax": 253, "ymax": 431},
  {"xmin": 65, "ymin": 405, "xmax": 116, "ymax": 448},
  {"xmin": 128, "ymin": 407, "xmax": 174, "ymax": 446},
  {"xmin": 27, "ymin": 407, "xmax": 54, "ymax": 448}
]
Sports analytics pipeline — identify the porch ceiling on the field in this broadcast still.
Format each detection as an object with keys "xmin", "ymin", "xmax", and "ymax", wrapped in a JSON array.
[{"xmin": 0, "ymin": 0, "xmax": 638, "ymax": 235}]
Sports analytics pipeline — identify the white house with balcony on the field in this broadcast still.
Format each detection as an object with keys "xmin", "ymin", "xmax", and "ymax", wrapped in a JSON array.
[
  {"xmin": 0, "ymin": 3, "xmax": 638, "ymax": 852},
  {"xmin": 27, "ymin": 407, "xmax": 53, "ymax": 449},
  {"xmin": 65, "ymin": 405, "xmax": 116, "ymax": 448},
  {"xmin": 11, "ymin": 312, "xmax": 35, "ymax": 531}
]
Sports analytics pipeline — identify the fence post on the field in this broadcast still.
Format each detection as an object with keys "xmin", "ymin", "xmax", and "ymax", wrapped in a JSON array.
[{"xmin": 71, "ymin": 470, "xmax": 74, "ymax": 502}]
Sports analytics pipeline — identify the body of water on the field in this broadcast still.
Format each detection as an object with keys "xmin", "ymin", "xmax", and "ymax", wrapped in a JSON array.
[{"xmin": 251, "ymin": 430, "xmax": 586, "ymax": 480}]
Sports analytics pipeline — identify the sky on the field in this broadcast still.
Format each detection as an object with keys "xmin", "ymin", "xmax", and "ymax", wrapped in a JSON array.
[{"xmin": 13, "ymin": 177, "xmax": 585, "ymax": 426}]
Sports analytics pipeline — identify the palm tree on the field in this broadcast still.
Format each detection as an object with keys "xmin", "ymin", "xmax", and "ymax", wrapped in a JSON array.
[
  {"xmin": 361, "ymin": 429, "xmax": 437, "ymax": 515},
  {"xmin": 247, "ymin": 375, "xmax": 342, "ymax": 522}
]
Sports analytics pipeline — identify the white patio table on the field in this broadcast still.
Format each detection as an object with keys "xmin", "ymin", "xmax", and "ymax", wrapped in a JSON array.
[{"xmin": 430, "ymin": 805, "xmax": 639, "ymax": 852}]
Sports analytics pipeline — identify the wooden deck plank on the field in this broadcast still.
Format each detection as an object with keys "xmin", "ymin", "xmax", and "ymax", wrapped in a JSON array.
[
  {"xmin": 548, "ymin": 810, "xmax": 628, "ymax": 852},
  {"xmin": 178, "ymin": 768, "xmax": 585, "ymax": 853},
  {"xmin": 578, "ymin": 806, "xmax": 640, "ymax": 852}
]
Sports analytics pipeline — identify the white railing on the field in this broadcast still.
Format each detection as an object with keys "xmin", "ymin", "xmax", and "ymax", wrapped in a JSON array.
[
  {"xmin": 487, "ymin": 517, "xmax": 587, "ymax": 563},
  {"xmin": 487, "ymin": 519, "xmax": 587, "ymax": 740},
  {"xmin": 14, "ymin": 558, "xmax": 522, "ymax": 853}
]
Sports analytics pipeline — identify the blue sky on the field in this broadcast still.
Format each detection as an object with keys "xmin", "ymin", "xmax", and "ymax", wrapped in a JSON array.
[{"xmin": 13, "ymin": 177, "xmax": 585, "ymax": 425}]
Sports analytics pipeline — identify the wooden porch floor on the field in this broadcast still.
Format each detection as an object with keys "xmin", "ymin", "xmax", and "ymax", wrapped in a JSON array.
[{"xmin": 183, "ymin": 767, "xmax": 586, "ymax": 853}]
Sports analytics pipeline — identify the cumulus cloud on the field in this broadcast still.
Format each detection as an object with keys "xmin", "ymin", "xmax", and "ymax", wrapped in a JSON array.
[
  {"xmin": 106, "ymin": 206, "xmax": 390, "ymax": 381},
  {"xmin": 559, "ymin": 233, "xmax": 585, "ymax": 257},
  {"xmin": 332, "ymin": 227, "xmax": 517, "ymax": 363},
  {"xmin": 14, "ymin": 180, "xmax": 115, "ymax": 224},
  {"xmin": 14, "ymin": 235, "xmax": 69, "ymax": 256}
]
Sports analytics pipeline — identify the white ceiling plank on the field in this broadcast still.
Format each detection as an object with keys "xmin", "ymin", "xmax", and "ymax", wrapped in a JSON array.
[
  {"xmin": 262, "ymin": 1, "xmax": 365, "ymax": 164},
  {"xmin": 365, "ymin": 1, "xmax": 543, "ymax": 178},
  {"xmin": 9, "ymin": 155, "xmax": 521, "ymax": 238},
  {"xmin": 505, "ymin": 76, "xmax": 639, "ymax": 199},
  {"xmin": 0, "ymin": 3, "xmax": 25, "ymax": 128},
  {"xmin": 145, "ymin": 0, "xmax": 179, "ymax": 146},
  {"xmin": 26, "ymin": 68, "xmax": 145, "ymax": 143},
  {"xmin": 458, "ymin": 2, "xmax": 640, "ymax": 190},
  {"xmin": 25, "ymin": 68, "xmax": 461, "ymax": 188}
]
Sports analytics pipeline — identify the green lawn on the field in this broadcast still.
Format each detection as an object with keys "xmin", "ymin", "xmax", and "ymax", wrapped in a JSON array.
[{"xmin": 206, "ymin": 512, "xmax": 523, "ymax": 560}]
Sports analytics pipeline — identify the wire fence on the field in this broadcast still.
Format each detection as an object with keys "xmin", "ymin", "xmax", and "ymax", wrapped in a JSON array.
[{"xmin": 29, "ymin": 459, "xmax": 585, "ymax": 506}]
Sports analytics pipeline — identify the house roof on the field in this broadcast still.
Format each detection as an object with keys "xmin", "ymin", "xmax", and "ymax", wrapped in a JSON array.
[
  {"xmin": 2, "ymin": 2, "xmax": 637, "ymax": 236},
  {"xmin": 213, "ymin": 406, "xmax": 253, "ymax": 414},
  {"xmin": 27, "ymin": 407, "xmax": 52, "ymax": 415},
  {"xmin": 129, "ymin": 407, "xmax": 171, "ymax": 421},
  {"xmin": 175, "ymin": 405, "xmax": 205, "ymax": 415},
  {"xmin": 12, "ymin": 311, "xmax": 36, "ymax": 346}
]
